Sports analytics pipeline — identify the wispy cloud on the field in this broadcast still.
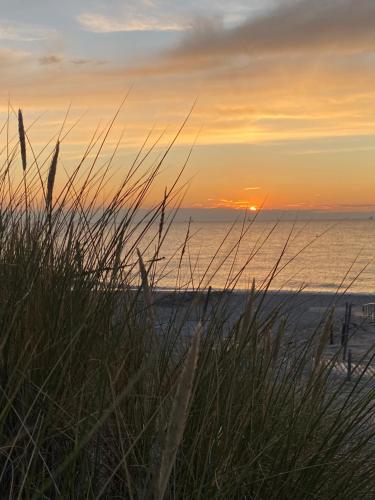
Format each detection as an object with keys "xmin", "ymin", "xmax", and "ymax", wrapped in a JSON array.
[
  {"xmin": 77, "ymin": 12, "xmax": 185, "ymax": 33},
  {"xmin": 293, "ymin": 145, "xmax": 375, "ymax": 155},
  {"xmin": 0, "ymin": 21, "xmax": 57, "ymax": 42},
  {"xmin": 70, "ymin": 58, "xmax": 105, "ymax": 66},
  {"xmin": 37, "ymin": 53, "xmax": 105, "ymax": 67},
  {"xmin": 76, "ymin": 0, "xmax": 265, "ymax": 34},
  {"xmin": 329, "ymin": 203, "xmax": 375, "ymax": 209},
  {"xmin": 207, "ymin": 198, "xmax": 259, "ymax": 210},
  {"xmin": 244, "ymin": 186, "xmax": 260, "ymax": 191}
]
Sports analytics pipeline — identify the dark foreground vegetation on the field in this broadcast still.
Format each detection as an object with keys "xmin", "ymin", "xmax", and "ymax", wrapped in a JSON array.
[{"xmin": 0, "ymin": 108, "xmax": 375, "ymax": 499}]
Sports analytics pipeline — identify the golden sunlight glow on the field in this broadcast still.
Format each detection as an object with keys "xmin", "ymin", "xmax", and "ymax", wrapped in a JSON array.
[{"xmin": 4, "ymin": 0, "xmax": 375, "ymax": 214}]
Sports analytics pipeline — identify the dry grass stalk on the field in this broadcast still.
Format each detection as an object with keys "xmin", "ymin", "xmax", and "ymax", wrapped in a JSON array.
[
  {"xmin": 271, "ymin": 319, "xmax": 285, "ymax": 367},
  {"xmin": 46, "ymin": 140, "xmax": 60, "ymax": 211},
  {"xmin": 137, "ymin": 248, "xmax": 156, "ymax": 339},
  {"xmin": 313, "ymin": 308, "xmax": 335, "ymax": 374},
  {"xmin": 154, "ymin": 321, "xmax": 202, "ymax": 500},
  {"xmin": 18, "ymin": 109, "xmax": 27, "ymax": 171},
  {"xmin": 158, "ymin": 188, "xmax": 167, "ymax": 245},
  {"xmin": 178, "ymin": 217, "xmax": 191, "ymax": 268},
  {"xmin": 239, "ymin": 286, "xmax": 255, "ymax": 339},
  {"xmin": 74, "ymin": 240, "xmax": 83, "ymax": 272}
]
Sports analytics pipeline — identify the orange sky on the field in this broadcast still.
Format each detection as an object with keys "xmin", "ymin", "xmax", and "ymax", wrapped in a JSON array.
[{"xmin": 2, "ymin": 0, "xmax": 375, "ymax": 214}]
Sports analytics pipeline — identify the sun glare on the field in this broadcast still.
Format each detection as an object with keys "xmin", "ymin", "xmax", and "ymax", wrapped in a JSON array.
[{"xmin": 250, "ymin": 206, "xmax": 257, "ymax": 211}]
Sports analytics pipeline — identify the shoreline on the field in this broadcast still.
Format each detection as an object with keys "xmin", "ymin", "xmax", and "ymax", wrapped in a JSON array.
[
  {"xmin": 152, "ymin": 287, "xmax": 375, "ymax": 311},
  {"xmin": 152, "ymin": 285, "xmax": 375, "ymax": 299}
]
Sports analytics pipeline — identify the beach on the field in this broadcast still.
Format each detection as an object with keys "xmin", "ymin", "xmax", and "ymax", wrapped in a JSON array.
[{"xmin": 150, "ymin": 289, "xmax": 375, "ymax": 382}]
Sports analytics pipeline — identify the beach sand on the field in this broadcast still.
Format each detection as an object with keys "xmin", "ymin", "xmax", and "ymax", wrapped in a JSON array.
[{"xmin": 150, "ymin": 289, "xmax": 375, "ymax": 383}]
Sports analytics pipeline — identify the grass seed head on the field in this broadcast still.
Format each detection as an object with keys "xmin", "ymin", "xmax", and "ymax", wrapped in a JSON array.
[
  {"xmin": 18, "ymin": 109, "xmax": 27, "ymax": 172},
  {"xmin": 46, "ymin": 140, "xmax": 60, "ymax": 212}
]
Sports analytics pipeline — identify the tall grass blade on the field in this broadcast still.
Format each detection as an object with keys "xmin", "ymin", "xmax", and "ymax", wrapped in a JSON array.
[{"xmin": 155, "ymin": 321, "xmax": 202, "ymax": 500}]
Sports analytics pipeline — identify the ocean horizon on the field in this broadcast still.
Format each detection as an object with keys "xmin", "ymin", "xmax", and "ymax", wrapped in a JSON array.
[{"xmin": 137, "ymin": 219, "xmax": 375, "ymax": 294}]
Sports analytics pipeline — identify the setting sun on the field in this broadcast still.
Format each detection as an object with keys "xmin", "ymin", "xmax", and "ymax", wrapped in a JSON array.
[{"xmin": 1, "ymin": 0, "xmax": 375, "ymax": 214}]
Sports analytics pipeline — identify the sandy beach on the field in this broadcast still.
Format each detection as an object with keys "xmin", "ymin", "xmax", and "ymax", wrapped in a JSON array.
[
  {"xmin": 153, "ymin": 288, "xmax": 375, "ymax": 329},
  {"xmin": 151, "ymin": 289, "xmax": 375, "ymax": 382}
]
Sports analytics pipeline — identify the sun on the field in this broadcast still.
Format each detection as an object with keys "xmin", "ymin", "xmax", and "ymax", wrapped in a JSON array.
[{"xmin": 249, "ymin": 206, "xmax": 257, "ymax": 211}]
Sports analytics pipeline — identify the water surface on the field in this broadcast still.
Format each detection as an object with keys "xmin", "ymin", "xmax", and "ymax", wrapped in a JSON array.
[{"xmin": 139, "ymin": 219, "xmax": 375, "ymax": 294}]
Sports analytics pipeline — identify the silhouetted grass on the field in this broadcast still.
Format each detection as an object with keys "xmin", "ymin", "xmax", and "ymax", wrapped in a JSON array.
[{"xmin": 0, "ymin": 107, "xmax": 374, "ymax": 499}]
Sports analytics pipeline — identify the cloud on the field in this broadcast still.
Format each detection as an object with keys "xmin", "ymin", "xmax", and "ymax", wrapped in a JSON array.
[
  {"xmin": 37, "ymin": 54, "xmax": 105, "ymax": 68},
  {"xmin": 106, "ymin": 0, "xmax": 375, "ymax": 148},
  {"xmin": 245, "ymin": 186, "xmax": 261, "ymax": 191},
  {"xmin": 77, "ymin": 12, "xmax": 185, "ymax": 33},
  {"xmin": 75, "ymin": 1, "xmax": 267, "ymax": 34},
  {"xmin": 4, "ymin": 0, "xmax": 375, "ymax": 152},
  {"xmin": 39, "ymin": 54, "xmax": 62, "ymax": 65},
  {"xmin": 0, "ymin": 21, "xmax": 57, "ymax": 42},
  {"xmin": 124, "ymin": 0, "xmax": 375, "ymax": 83},
  {"xmin": 70, "ymin": 58, "xmax": 105, "ymax": 66},
  {"xmin": 330, "ymin": 203, "xmax": 375, "ymax": 209},
  {"xmin": 207, "ymin": 198, "xmax": 260, "ymax": 210},
  {"xmin": 171, "ymin": 0, "xmax": 375, "ymax": 60}
]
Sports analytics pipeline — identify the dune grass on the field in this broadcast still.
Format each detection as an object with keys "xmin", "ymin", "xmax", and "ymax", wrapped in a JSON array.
[{"xmin": 0, "ymin": 108, "xmax": 374, "ymax": 498}]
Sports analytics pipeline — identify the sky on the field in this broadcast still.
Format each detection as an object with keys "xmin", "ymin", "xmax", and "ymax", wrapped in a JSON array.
[{"xmin": 1, "ymin": 0, "xmax": 375, "ymax": 215}]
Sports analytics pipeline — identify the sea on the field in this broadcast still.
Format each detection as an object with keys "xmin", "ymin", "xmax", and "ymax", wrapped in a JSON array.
[{"xmin": 141, "ymin": 219, "xmax": 375, "ymax": 294}]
